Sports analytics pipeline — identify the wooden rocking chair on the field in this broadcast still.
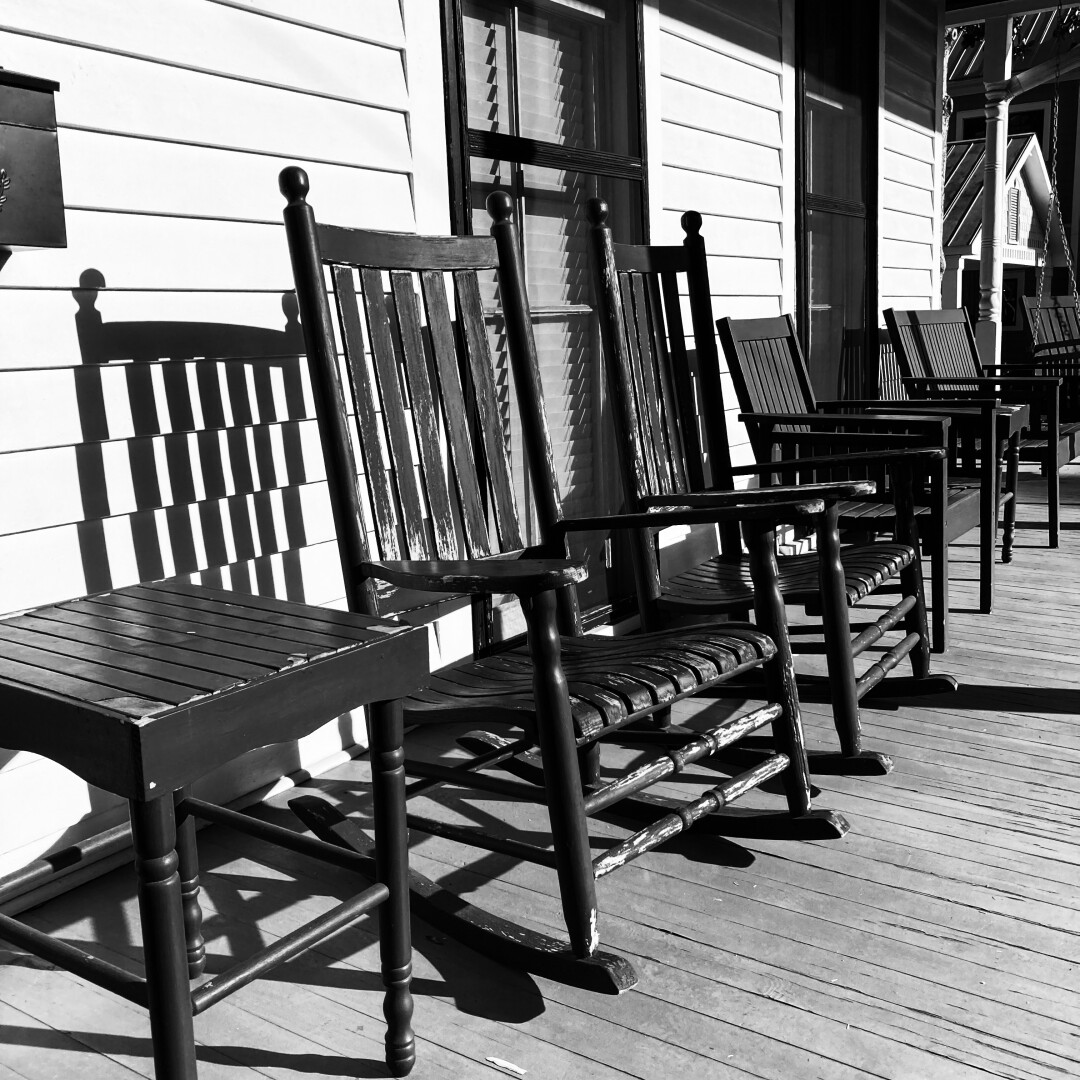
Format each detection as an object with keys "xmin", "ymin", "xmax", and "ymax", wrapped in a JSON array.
[
  {"xmin": 586, "ymin": 199, "xmax": 955, "ymax": 777},
  {"xmin": 886, "ymin": 306, "xmax": 1074, "ymax": 546},
  {"xmin": 720, "ymin": 308, "xmax": 1007, "ymax": 650},
  {"xmin": 280, "ymin": 167, "xmax": 849, "ymax": 994}
]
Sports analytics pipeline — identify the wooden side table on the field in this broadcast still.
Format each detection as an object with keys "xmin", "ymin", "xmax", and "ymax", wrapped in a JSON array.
[{"xmin": 0, "ymin": 579, "xmax": 429, "ymax": 1078}]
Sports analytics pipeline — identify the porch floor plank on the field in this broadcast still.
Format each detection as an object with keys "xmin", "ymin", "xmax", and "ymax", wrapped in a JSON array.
[{"xmin": 2, "ymin": 462, "xmax": 1079, "ymax": 1078}]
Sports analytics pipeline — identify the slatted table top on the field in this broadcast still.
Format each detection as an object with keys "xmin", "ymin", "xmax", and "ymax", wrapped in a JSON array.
[{"xmin": 0, "ymin": 580, "xmax": 429, "ymax": 799}]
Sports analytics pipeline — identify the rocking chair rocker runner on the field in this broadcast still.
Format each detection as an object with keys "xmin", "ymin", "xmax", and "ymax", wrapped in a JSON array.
[
  {"xmin": 586, "ymin": 200, "xmax": 955, "ymax": 776},
  {"xmin": 280, "ymin": 167, "xmax": 849, "ymax": 993}
]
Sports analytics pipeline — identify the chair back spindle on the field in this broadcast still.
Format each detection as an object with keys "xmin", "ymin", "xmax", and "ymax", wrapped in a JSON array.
[{"xmin": 282, "ymin": 171, "xmax": 536, "ymax": 621}]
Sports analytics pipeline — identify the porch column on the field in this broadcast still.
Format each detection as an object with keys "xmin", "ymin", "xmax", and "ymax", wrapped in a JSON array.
[
  {"xmin": 976, "ymin": 16, "xmax": 1012, "ymax": 365},
  {"xmin": 942, "ymin": 256, "xmax": 963, "ymax": 309}
]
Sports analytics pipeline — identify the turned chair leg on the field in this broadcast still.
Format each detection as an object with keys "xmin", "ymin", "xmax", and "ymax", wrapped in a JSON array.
[
  {"xmin": 577, "ymin": 742, "xmax": 603, "ymax": 790},
  {"xmin": 745, "ymin": 520, "xmax": 812, "ymax": 817},
  {"xmin": 368, "ymin": 699, "xmax": 416, "ymax": 1078},
  {"xmin": 523, "ymin": 588, "xmax": 600, "ymax": 958},
  {"xmin": 892, "ymin": 467, "xmax": 931, "ymax": 679},
  {"xmin": 814, "ymin": 506, "xmax": 863, "ymax": 759},
  {"xmin": 173, "ymin": 789, "xmax": 205, "ymax": 980},
  {"xmin": 1001, "ymin": 431, "xmax": 1020, "ymax": 562},
  {"xmin": 1048, "ymin": 451, "xmax": 1060, "ymax": 548},
  {"xmin": 131, "ymin": 796, "xmax": 198, "ymax": 1080}
]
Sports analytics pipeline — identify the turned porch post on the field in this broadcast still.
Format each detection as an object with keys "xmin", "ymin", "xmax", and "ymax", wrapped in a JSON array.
[{"xmin": 976, "ymin": 16, "xmax": 1013, "ymax": 366}]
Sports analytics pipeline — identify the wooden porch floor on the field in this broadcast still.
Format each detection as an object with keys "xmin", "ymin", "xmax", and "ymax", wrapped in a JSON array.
[{"xmin": 2, "ymin": 466, "xmax": 1078, "ymax": 1079}]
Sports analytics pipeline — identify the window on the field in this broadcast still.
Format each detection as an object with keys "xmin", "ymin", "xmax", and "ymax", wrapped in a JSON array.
[
  {"xmin": 797, "ymin": 0, "xmax": 877, "ymax": 398},
  {"xmin": 444, "ymin": 0, "xmax": 646, "ymax": 614}
]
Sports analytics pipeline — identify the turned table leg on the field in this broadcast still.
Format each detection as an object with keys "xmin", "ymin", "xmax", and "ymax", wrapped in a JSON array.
[{"xmin": 131, "ymin": 795, "xmax": 197, "ymax": 1080}]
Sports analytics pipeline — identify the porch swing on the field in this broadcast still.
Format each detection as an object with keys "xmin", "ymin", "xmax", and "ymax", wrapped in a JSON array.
[{"xmin": 1021, "ymin": 15, "xmax": 1080, "ymax": 422}]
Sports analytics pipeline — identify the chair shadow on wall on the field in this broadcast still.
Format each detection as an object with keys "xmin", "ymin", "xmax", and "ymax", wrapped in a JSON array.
[
  {"xmin": 70, "ymin": 267, "xmax": 313, "ymax": 603},
  {"xmin": 0, "ymin": 272, "xmax": 327, "ymax": 918}
]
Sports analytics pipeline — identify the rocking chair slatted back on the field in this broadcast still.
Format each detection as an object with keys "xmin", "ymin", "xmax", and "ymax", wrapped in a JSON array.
[
  {"xmin": 591, "ymin": 214, "xmax": 739, "ymax": 552},
  {"xmin": 718, "ymin": 315, "xmax": 819, "ymax": 448},
  {"xmin": 837, "ymin": 329, "xmax": 906, "ymax": 401},
  {"xmin": 886, "ymin": 308, "xmax": 984, "ymax": 393},
  {"xmin": 283, "ymin": 196, "xmax": 528, "ymax": 618}
]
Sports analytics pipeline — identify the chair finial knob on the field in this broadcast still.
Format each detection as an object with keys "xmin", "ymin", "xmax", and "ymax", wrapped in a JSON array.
[
  {"xmin": 680, "ymin": 210, "xmax": 703, "ymax": 237},
  {"xmin": 279, "ymin": 166, "xmax": 310, "ymax": 203},
  {"xmin": 486, "ymin": 190, "xmax": 514, "ymax": 223},
  {"xmin": 586, "ymin": 198, "xmax": 609, "ymax": 226}
]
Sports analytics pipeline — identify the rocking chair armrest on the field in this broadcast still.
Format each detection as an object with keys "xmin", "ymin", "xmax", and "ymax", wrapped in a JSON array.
[
  {"xmin": 641, "ymin": 479, "xmax": 876, "ymax": 509},
  {"xmin": 827, "ymin": 397, "xmax": 1001, "ymax": 410},
  {"xmin": 727, "ymin": 447, "xmax": 944, "ymax": 480},
  {"xmin": 550, "ymin": 498, "xmax": 829, "ymax": 537},
  {"xmin": 740, "ymin": 410, "xmax": 948, "ymax": 434},
  {"xmin": 987, "ymin": 360, "xmax": 1080, "ymax": 375},
  {"xmin": 904, "ymin": 375, "xmax": 1062, "ymax": 391},
  {"xmin": 359, "ymin": 557, "xmax": 588, "ymax": 596}
]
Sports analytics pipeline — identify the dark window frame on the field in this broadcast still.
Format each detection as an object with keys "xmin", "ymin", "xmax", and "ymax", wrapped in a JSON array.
[
  {"xmin": 441, "ymin": 0, "xmax": 649, "ymax": 238},
  {"xmin": 439, "ymin": 0, "xmax": 650, "ymax": 627},
  {"xmin": 795, "ymin": 0, "xmax": 881, "ymax": 393}
]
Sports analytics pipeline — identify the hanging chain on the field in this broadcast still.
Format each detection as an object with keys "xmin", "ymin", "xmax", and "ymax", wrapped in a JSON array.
[
  {"xmin": 1033, "ymin": 88, "xmax": 1058, "ymax": 344},
  {"xmin": 1055, "ymin": 85, "xmax": 1080, "ymax": 316},
  {"xmin": 1033, "ymin": 2, "xmax": 1080, "ymax": 344}
]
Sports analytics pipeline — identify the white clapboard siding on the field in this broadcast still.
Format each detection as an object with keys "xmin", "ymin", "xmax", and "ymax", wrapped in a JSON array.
[
  {"xmin": 0, "ymin": 291, "xmax": 310, "ymax": 369},
  {"xmin": 1, "ymin": 213, "xmax": 299, "ymax": 290},
  {"xmin": 880, "ymin": 0, "xmax": 943, "ymax": 314},
  {"xmin": 223, "ymin": 0, "xmax": 407, "ymax": 46},
  {"xmin": 656, "ymin": 0, "xmax": 789, "ymax": 474},
  {"xmin": 0, "ymin": 0, "xmax": 448, "ymax": 888},
  {"xmin": 60, "ymin": 129, "xmax": 414, "ymax": 225},
  {"xmin": 1, "ymin": 0, "xmax": 408, "ymax": 107},
  {"xmin": 656, "ymin": 211, "xmax": 783, "ymax": 261},
  {"xmin": 0, "ymin": 34, "xmax": 412, "ymax": 169}
]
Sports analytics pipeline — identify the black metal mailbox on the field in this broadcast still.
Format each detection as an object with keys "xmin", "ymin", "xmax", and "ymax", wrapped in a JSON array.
[{"xmin": 0, "ymin": 70, "xmax": 66, "ymax": 251}]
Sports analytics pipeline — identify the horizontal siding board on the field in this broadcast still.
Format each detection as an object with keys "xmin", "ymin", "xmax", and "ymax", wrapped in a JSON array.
[
  {"xmin": 0, "ymin": 291, "xmax": 308, "ymax": 371},
  {"xmin": 660, "ymin": 0, "xmax": 782, "ymax": 68},
  {"xmin": 705, "ymin": 255, "xmax": 783, "ymax": 297},
  {"xmin": 660, "ymin": 31, "xmax": 782, "ymax": 110},
  {"xmin": 881, "ymin": 207, "xmax": 935, "ymax": 242},
  {"xmin": 655, "ymin": 211, "xmax": 783, "ymax": 260},
  {"xmin": 883, "ymin": 116, "xmax": 935, "ymax": 163},
  {"xmin": 882, "ymin": 179, "xmax": 935, "ymax": 217},
  {"xmin": 59, "ymin": 129, "xmax": 414, "ymax": 224},
  {"xmin": 883, "ymin": 148, "xmax": 934, "ymax": 190},
  {"xmin": 664, "ymin": 169, "xmax": 783, "ymax": 223},
  {"xmin": 881, "ymin": 267, "xmax": 934, "ymax": 296},
  {"xmin": 2, "ymin": 0, "xmax": 408, "ymax": 109},
  {"xmin": 0, "ymin": 32, "xmax": 412, "ymax": 168},
  {"xmin": 1, "ymin": 214, "xmax": 295, "ymax": 290},
  {"xmin": 884, "ymin": 84, "xmax": 936, "ymax": 132},
  {"xmin": 0, "ymin": 483, "xmax": 335, "ymax": 615},
  {"xmin": 661, "ymin": 78, "xmax": 782, "ymax": 148},
  {"xmin": 0, "ymin": 423, "xmax": 327, "ymax": 537},
  {"xmin": 709, "ymin": 295, "xmax": 782, "ymax": 320},
  {"xmin": 888, "ymin": 0, "xmax": 936, "ymax": 41},
  {"xmin": 219, "ymin": 0, "xmax": 406, "ymax": 46},
  {"xmin": 881, "ymin": 237, "xmax": 935, "ymax": 269},
  {"xmin": 882, "ymin": 294, "xmax": 934, "ymax": 311},
  {"xmin": 661, "ymin": 122, "xmax": 782, "ymax": 186}
]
